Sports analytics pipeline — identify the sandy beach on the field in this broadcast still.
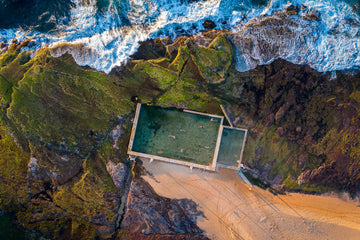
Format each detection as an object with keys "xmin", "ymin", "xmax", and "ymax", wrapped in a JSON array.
[{"xmin": 141, "ymin": 159, "xmax": 360, "ymax": 240}]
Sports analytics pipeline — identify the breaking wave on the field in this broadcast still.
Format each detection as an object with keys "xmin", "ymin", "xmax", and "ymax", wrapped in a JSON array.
[{"xmin": 0, "ymin": 0, "xmax": 360, "ymax": 73}]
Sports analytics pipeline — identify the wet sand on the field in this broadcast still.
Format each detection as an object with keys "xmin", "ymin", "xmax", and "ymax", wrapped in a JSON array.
[{"xmin": 141, "ymin": 159, "xmax": 360, "ymax": 240}]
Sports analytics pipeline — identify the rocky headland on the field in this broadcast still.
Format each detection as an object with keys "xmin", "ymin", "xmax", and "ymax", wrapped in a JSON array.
[{"xmin": 0, "ymin": 6, "xmax": 359, "ymax": 239}]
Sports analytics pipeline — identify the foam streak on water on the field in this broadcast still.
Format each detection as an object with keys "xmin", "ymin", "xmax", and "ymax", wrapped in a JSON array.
[{"xmin": 0, "ymin": 0, "xmax": 360, "ymax": 73}]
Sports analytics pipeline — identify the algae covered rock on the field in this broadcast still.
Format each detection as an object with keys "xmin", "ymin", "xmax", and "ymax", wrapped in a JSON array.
[
  {"xmin": 0, "ymin": 37, "xmax": 225, "ymax": 238},
  {"xmin": 7, "ymin": 48, "xmax": 134, "ymax": 143},
  {"xmin": 0, "ymin": 117, "xmax": 29, "ymax": 213},
  {"xmin": 189, "ymin": 35, "xmax": 233, "ymax": 84},
  {"xmin": 0, "ymin": 43, "xmax": 131, "ymax": 238}
]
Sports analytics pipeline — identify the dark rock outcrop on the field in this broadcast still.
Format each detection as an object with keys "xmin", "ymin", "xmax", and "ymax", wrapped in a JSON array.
[
  {"xmin": 122, "ymin": 177, "xmax": 205, "ymax": 235},
  {"xmin": 286, "ymin": 5, "xmax": 299, "ymax": 15},
  {"xmin": 303, "ymin": 10, "xmax": 320, "ymax": 21},
  {"xmin": 130, "ymin": 38, "xmax": 170, "ymax": 60},
  {"xmin": 216, "ymin": 58, "xmax": 360, "ymax": 196},
  {"xmin": 202, "ymin": 20, "xmax": 216, "ymax": 30}
]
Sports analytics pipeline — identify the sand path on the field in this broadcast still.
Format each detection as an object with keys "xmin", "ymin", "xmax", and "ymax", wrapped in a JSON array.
[{"xmin": 142, "ymin": 160, "xmax": 360, "ymax": 240}]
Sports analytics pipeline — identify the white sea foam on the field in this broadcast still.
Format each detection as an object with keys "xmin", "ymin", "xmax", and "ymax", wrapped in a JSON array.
[
  {"xmin": 0, "ymin": 0, "xmax": 359, "ymax": 74},
  {"xmin": 247, "ymin": 0, "xmax": 360, "ymax": 73}
]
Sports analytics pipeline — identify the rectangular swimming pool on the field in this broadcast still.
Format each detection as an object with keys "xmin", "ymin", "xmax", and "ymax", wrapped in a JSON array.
[
  {"xmin": 217, "ymin": 126, "xmax": 247, "ymax": 169},
  {"xmin": 128, "ymin": 104, "xmax": 223, "ymax": 168}
]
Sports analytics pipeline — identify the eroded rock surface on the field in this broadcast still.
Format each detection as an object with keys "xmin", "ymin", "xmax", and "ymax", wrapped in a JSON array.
[
  {"xmin": 106, "ymin": 160, "xmax": 128, "ymax": 189},
  {"xmin": 122, "ymin": 177, "xmax": 205, "ymax": 235},
  {"xmin": 230, "ymin": 10, "xmax": 321, "ymax": 72}
]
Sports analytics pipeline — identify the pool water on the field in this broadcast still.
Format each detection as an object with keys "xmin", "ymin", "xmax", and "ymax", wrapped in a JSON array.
[
  {"xmin": 132, "ymin": 105, "xmax": 223, "ymax": 166},
  {"xmin": 217, "ymin": 127, "xmax": 246, "ymax": 167}
]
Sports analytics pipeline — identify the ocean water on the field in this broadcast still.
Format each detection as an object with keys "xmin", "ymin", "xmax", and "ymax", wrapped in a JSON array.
[{"xmin": 0, "ymin": 0, "xmax": 359, "ymax": 73}]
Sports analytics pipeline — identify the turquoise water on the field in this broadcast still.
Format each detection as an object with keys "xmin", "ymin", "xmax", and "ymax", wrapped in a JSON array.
[
  {"xmin": 217, "ymin": 128, "xmax": 246, "ymax": 167},
  {"xmin": 132, "ymin": 105, "xmax": 222, "ymax": 166}
]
